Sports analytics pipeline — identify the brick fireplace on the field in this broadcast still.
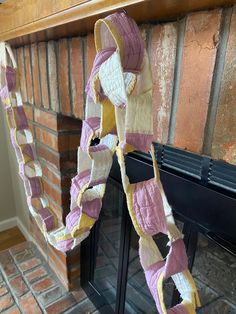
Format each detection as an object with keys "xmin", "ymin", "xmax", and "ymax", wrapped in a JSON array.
[{"xmin": 11, "ymin": 5, "xmax": 236, "ymax": 297}]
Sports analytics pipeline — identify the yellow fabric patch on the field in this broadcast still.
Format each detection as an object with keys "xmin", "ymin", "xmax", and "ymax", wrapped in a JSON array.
[
  {"xmin": 101, "ymin": 98, "xmax": 116, "ymax": 137},
  {"xmin": 2, "ymin": 97, "xmax": 10, "ymax": 106},
  {"xmin": 91, "ymin": 72, "xmax": 100, "ymax": 104},
  {"xmin": 55, "ymin": 232, "xmax": 73, "ymax": 241},
  {"xmin": 124, "ymin": 143, "xmax": 135, "ymax": 154},
  {"xmin": 78, "ymin": 213, "xmax": 96, "ymax": 231},
  {"xmin": 182, "ymin": 300, "xmax": 197, "ymax": 314},
  {"xmin": 71, "ymin": 213, "xmax": 96, "ymax": 238}
]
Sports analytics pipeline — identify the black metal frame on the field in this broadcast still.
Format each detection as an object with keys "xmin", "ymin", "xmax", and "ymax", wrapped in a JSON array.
[{"xmin": 81, "ymin": 143, "xmax": 236, "ymax": 313}]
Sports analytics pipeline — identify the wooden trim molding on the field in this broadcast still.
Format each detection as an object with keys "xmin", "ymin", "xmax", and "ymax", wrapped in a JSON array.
[{"xmin": 0, "ymin": 0, "xmax": 236, "ymax": 47}]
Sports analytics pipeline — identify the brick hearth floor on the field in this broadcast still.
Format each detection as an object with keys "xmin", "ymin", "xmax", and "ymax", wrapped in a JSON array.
[{"xmin": 0, "ymin": 242, "xmax": 96, "ymax": 313}]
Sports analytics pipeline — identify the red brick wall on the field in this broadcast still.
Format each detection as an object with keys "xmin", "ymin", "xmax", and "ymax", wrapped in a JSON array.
[
  {"xmin": 13, "ymin": 5, "xmax": 236, "ymax": 288},
  {"xmin": 16, "ymin": 40, "xmax": 84, "ymax": 288}
]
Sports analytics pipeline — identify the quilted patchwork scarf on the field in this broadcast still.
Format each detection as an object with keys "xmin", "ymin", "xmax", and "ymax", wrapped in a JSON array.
[{"xmin": 0, "ymin": 12, "xmax": 200, "ymax": 313}]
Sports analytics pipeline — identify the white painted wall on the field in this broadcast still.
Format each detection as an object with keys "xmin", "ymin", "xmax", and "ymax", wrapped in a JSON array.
[{"xmin": 0, "ymin": 105, "xmax": 29, "ymax": 231}]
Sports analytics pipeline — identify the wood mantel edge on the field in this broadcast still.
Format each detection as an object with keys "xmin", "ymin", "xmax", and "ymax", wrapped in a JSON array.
[
  {"xmin": 0, "ymin": 0, "xmax": 235, "ymax": 47},
  {"xmin": 0, "ymin": 0, "xmax": 145, "ymax": 42}
]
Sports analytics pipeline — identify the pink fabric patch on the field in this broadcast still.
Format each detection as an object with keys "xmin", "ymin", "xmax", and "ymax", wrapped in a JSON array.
[
  {"xmin": 70, "ymin": 169, "xmax": 91, "ymax": 201},
  {"xmin": 87, "ymin": 117, "xmax": 101, "ymax": 130},
  {"xmin": 66, "ymin": 207, "xmax": 81, "ymax": 232},
  {"xmin": 167, "ymin": 304, "xmax": 188, "ymax": 314},
  {"xmin": 133, "ymin": 178, "xmax": 167, "ymax": 236},
  {"xmin": 145, "ymin": 261, "xmax": 165, "ymax": 313},
  {"xmin": 106, "ymin": 13, "xmax": 144, "ymax": 72},
  {"xmin": 28, "ymin": 177, "xmax": 42, "ymax": 197},
  {"xmin": 38, "ymin": 207, "xmax": 54, "ymax": 231},
  {"xmin": 164, "ymin": 239, "xmax": 188, "ymax": 279},
  {"xmin": 56, "ymin": 239, "xmax": 73, "ymax": 252},
  {"xmin": 82, "ymin": 198, "xmax": 102, "ymax": 219},
  {"xmin": 6, "ymin": 66, "xmax": 16, "ymax": 92},
  {"xmin": 125, "ymin": 133, "xmax": 153, "ymax": 152},
  {"xmin": 21, "ymin": 174, "xmax": 42, "ymax": 198},
  {"xmin": 90, "ymin": 144, "xmax": 108, "ymax": 153},
  {"xmin": 15, "ymin": 106, "xmax": 28, "ymax": 129}
]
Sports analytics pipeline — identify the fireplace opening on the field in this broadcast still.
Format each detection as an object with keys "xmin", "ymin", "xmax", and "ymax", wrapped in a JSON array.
[{"xmin": 81, "ymin": 145, "xmax": 236, "ymax": 313}]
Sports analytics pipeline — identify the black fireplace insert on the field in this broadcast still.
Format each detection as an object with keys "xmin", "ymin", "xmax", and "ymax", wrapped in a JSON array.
[{"xmin": 81, "ymin": 143, "xmax": 236, "ymax": 313}]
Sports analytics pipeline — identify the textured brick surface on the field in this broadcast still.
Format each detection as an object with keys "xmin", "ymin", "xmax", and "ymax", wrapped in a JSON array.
[
  {"xmin": 35, "ymin": 125, "xmax": 58, "ymax": 151},
  {"xmin": 212, "ymin": 7, "xmax": 236, "ymax": 165},
  {"xmin": 0, "ymin": 284, "xmax": 8, "ymax": 296},
  {"xmin": 25, "ymin": 266, "xmax": 47, "ymax": 284},
  {"xmin": 4, "ymin": 306, "xmax": 21, "ymax": 314},
  {"xmin": 72, "ymin": 287, "xmax": 87, "ymax": 302},
  {"xmin": 86, "ymin": 33, "xmax": 96, "ymax": 81},
  {"xmin": 36, "ymin": 126, "xmax": 80, "ymax": 154},
  {"xmin": 45, "ymin": 293, "xmax": 77, "ymax": 314},
  {"xmin": 0, "ymin": 293, "xmax": 14, "ymax": 312},
  {"xmin": 69, "ymin": 297, "xmax": 96, "ymax": 313},
  {"xmin": 0, "ymin": 251, "xmax": 18, "ymax": 278},
  {"xmin": 23, "ymin": 104, "xmax": 33, "ymax": 121},
  {"xmin": 14, "ymin": 248, "xmax": 34, "ymax": 263},
  {"xmin": 19, "ymin": 292, "xmax": 42, "ymax": 314},
  {"xmin": 16, "ymin": 47, "xmax": 27, "ymax": 103},
  {"xmin": 34, "ymin": 108, "xmax": 57, "ymax": 131},
  {"xmin": 24, "ymin": 45, "xmax": 34, "ymax": 104},
  {"xmin": 36, "ymin": 143, "xmax": 61, "ymax": 170},
  {"xmin": 32, "ymin": 277, "xmax": 55, "ymax": 294},
  {"xmin": 43, "ymin": 178, "xmax": 69, "ymax": 206},
  {"xmin": 29, "ymin": 215, "xmax": 48, "ymax": 255},
  {"xmin": 10, "ymin": 242, "xmax": 32, "ymax": 256},
  {"xmin": 38, "ymin": 42, "xmax": 50, "ymax": 109},
  {"xmin": 174, "ymin": 10, "xmax": 222, "ymax": 153},
  {"xmin": 70, "ymin": 37, "xmax": 84, "ymax": 119},
  {"xmin": 0, "ymin": 242, "xmax": 95, "ymax": 313},
  {"xmin": 19, "ymin": 257, "xmax": 41, "ymax": 272},
  {"xmin": 47, "ymin": 41, "xmax": 59, "ymax": 112},
  {"xmin": 31, "ymin": 43, "xmax": 42, "ymax": 107},
  {"xmin": 38, "ymin": 286, "xmax": 65, "ymax": 306},
  {"xmin": 47, "ymin": 249, "xmax": 68, "ymax": 288},
  {"xmin": 150, "ymin": 23, "xmax": 177, "ymax": 144},
  {"xmin": 41, "ymin": 163, "xmax": 63, "ymax": 189},
  {"xmin": 58, "ymin": 39, "xmax": 71, "ymax": 116},
  {"xmin": 46, "ymin": 195, "xmax": 64, "ymax": 221},
  {"xmin": 9, "ymin": 275, "xmax": 28, "ymax": 297}
]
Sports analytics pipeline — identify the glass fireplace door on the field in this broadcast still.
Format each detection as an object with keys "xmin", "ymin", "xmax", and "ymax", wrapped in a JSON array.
[
  {"xmin": 91, "ymin": 179, "xmax": 124, "ymax": 312},
  {"xmin": 81, "ymin": 177, "xmax": 131, "ymax": 313},
  {"xmin": 80, "ymin": 176, "xmax": 176, "ymax": 314}
]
